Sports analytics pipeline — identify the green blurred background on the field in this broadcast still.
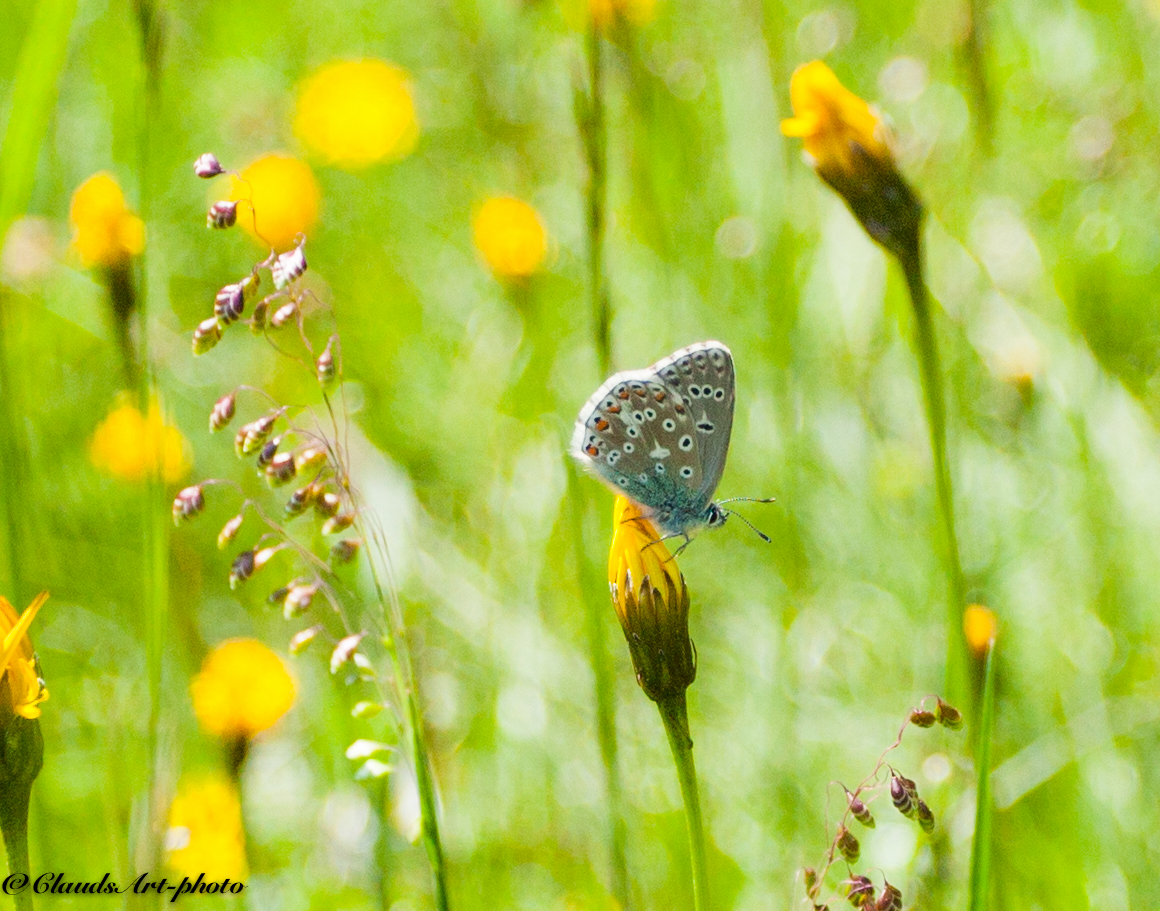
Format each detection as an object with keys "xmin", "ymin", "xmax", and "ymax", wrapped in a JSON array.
[{"xmin": 3, "ymin": 0, "xmax": 1160, "ymax": 908}]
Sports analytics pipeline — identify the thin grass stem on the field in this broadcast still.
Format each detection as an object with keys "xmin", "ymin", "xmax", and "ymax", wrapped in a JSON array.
[
  {"xmin": 657, "ymin": 694, "xmax": 709, "ymax": 911},
  {"xmin": 968, "ymin": 644, "xmax": 996, "ymax": 911}
]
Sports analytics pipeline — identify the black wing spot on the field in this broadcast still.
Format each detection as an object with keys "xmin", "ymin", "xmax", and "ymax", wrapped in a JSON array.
[{"xmin": 679, "ymin": 435, "xmax": 694, "ymax": 451}]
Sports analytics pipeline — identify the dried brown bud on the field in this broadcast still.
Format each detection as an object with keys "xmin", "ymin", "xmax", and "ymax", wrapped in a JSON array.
[
  {"xmin": 890, "ymin": 771, "xmax": 917, "ymax": 818},
  {"xmin": 266, "ymin": 452, "xmax": 297, "ymax": 486},
  {"xmin": 284, "ymin": 584, "xmax": 317, "ymax": 619},
  {"xmin": 229, "ymin": 549, "xmax": 256, "ymax": 588},
  {"xmin": 207, "ymin": 201, "xmax": 238, "ymax": 229},
  {"xmin": 192, "ymin": 317, "xmax": 223, "ymax": 354},
  {"xmin": 290, "ymin": 624, "xmax": 323, "ymax": 655},
  {"xmin": 875, "ymin": 883, "xmax": 902, "ymax": 911},
  {"xmin": 331, "ymin": 538, "xmax": 360, "ymax": 564},
  {"xmin": 916, "ymin": 799, "xmax": 935, "ymax": 834},
  {"xmin": 909, "ymin": 708, "xmax": 937, "ymax": 728},
  {"xmin": 209, "ymin": 392, "xmax": 236, "ymax": 432},
  {"xmin": 317, "ymin": 337, "xmax": 337, "ymax": 388},
  {"xmin": 217, "ymin": 513, "xmax": 244, "ymax": 549},
  {"xmin": 172, "ymin": 485, "xmax": 205, "ymax": 524},
  {"xmin": 321, "ymin": 512, "xmax": 355, "ymax": 535},
  {"xmin": 270, "ymin": 300, "xmax": 299, "ymax": 329},
  {"xmin": 272, "ymin": 244, "xmax": 307, "ymax": 289},
  {"xmin": 250, "ymin": 299, "xmax": 269, "ymax": 332},
  {"xmin": 846, "ymin": 789, "xmax": 875, "ymax": 828},
  {"xmin": 194, "ymin": 153, "xmax": 224, "ymax": 178},
  {"xmin": 935, "ymin": 697, "xmax": 963, "ymax": 730},
  {"xmin": 845, "ymin": 875, "xmax": 874, "ymax": 908},
  {"xmin": 836, "ymin": 825, "xmax": 860, "ymax": 864}
]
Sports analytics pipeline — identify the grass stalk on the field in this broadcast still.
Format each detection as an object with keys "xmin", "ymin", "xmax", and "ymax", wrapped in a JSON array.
[
  {"xmin": 968, "ymin": 643, "xmax": 996, "ymax": 911},
  {"xmin": 1, "ymin": 810, "xmax": 34, "ymax": 911},
  {"xmin": 900, "ymin": 252, "xmax": 969, "ymax": 707},
  {"xmin": 575, "ymin": 15, "xmax": 629, "ymax": 906},
  {"xmin": 657, "ymin": 694, "xmax": 709, "ymax": 911},
  {"xmin": 360, "ymin": 517, "xmax": 451, "ymax": 911}
]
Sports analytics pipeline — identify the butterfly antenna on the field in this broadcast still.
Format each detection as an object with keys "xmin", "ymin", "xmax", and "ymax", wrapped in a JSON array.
[
  {"xmin": 725, "ymin": 507, "xmax": 772, "ymax": 544},
  {"xmin": 717, "ymin": 496, "xmax": 777, "ymax": 505}
]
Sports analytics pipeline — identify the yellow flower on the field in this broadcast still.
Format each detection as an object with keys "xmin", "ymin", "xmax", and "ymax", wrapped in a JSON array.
[
  {"xmin": 166, "ymin": 775, "xmax": 248, "ymax": 881},
  {"xmin": 89, "ymin": 396, "xmax": 190, "ymax": 484},
  {"xmin": 472, "ymin": 196, "xmax": 548, "ymax": 279},
  {"xmin": 295, "ymin": 60, "xmax": 419, "ymax": 169},
  {"xmin": 781, "ymin": 61, "xmax": 892, "ymax": 181},
  {"xmin": 69, "ymin": 173, "xmax": 145, "ymax": 268},
  {"xmin": 608, "ymin": 496, "xmax": 694, "ymax": 702},
  {"xmin": 963, "ymin": 604, "xmax": 998, "ymax": 657},
  {"xmin": 229, "ymin": 154, "xmax": 320, "ymax": 251},
  {"xmin": 589, "ymin": 0, "xmax": 657, "ymax": 28},
  {"xmin": 0, "ymin": 592, "xmax": 49, "ymax": 721},
  {"xmin": 191, "ymin": 639, "xmax": 295, "ymax": 740}
]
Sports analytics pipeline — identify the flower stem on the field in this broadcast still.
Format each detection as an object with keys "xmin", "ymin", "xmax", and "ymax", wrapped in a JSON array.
[
  {"xmin": 584, "ymin": 15, "xmax": 611, "ymax": 376},
  {"xmin": 657, "ymin": 694, "xmax": 710, "ymax": 911},
  {"xmin": 1, "ymin": 807, "xmax": 34, "ymax": 911},
  {"xmin": 901, "ymin": 252, "xmax": 970, "ymax": 708}
]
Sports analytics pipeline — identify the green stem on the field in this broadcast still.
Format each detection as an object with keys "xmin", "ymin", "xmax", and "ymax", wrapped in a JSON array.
[
  {"xmin": 657, "ymin": 694, "xmax": 709, "ymax": 911},
  {"xmin": 967, "ymin": 644, "xmax": 996, "ymax": 911},
  {"xmin": 2, "ymin": 807, "xmax": 34, "ymax": 911},
  {"xmin": 901, "ymin": 254, "xmax": 969, "ymax": 707},
  {"xmin": 360, "ymin": 520, "xmax": 450, "ymax": 911},
  {"xmin": 963, "ymin": 0, "xmax": 993, "ymax": 153},
  {"xmin": 585, "ymin": 16, "xmax": 611, "ymax": 376}
]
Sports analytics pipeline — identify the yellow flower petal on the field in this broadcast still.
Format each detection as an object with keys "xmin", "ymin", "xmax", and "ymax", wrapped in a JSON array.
[
  {"xmin": 89, "ymin": 396, "xmax": 190, "ymax": 484},
  {"xmin": 69, "ymin": 173, "xmax": 145, "ymax": 268},
  {"xmin": 472, "ymin": 196, "xmax": 548, "ymax": 279},
  {"xmin": 167, "ymin": 775, "xmax": 248, "ymax": 881},
  {"xmin": 229, "ymin": 154, "xmax": 320, "ymax": 252},
  {"xmin": 295, "ymin": 60, "xmax": 419, "ymax": 169},
  {"xmin": 1, "ymin": 592, "xmax": 49, "ymax": 720},
  {"xmin": 191, "ymin": 639, "xmax": 295, "ymax": 739}
]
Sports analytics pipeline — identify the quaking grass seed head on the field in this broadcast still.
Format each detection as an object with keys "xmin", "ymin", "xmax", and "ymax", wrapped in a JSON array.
[
  {"xmin": 207, "ymin": 201, "xmax": 239, "ymax": 229},
  {"xmin": 289, "ymin": 625, "xmax": 323, "ymax": 655},
  {"xmin": 285, "ymin": 484, "xmax": 317, "ymax": 517},
  {"xmin": 229, "ymin": 550, "xmax": 256, "ymax": 589},
  {"xmin": 283, "ymin": 584, "xmax": 317, "ymax": 619},
  {"xmin": 844, "ymin": 875, "xmax": 874, "ymax": 908},
  {"xmin": 271, "ymin": 244, "xmax": 307, "ymax": 290},
  {"xmin": 321, "ymin": 512, "xmax": 354, "ymax": 535},
  {"xmin": 331, "ymin": 539, "xmax": 360, "ymax": 564},
  {"xmin": 194, "ymin": 153, "xmax": 225, "ymax": 178},
  {"xmin": 936, "ymin": 697, "xmax": 964, "ymax": 730},
  {"xmin": 909, "ymin": 708, "xmax": 937, "ymax": 728},
  {"xmin": 214, "ymin": 283, "xmax": 246, "ymax": 323},
  {"xmin": 270, "ymin": 300, "xmax": 299, "ymax": 329},
  {"xmin": 210, "ymin": 392, "xmax": 236, "ymax": 432},
  {"xmin": 916, "ymin": 799, "xmax": 935, "ymax": 834},
  {"xmin": 217, "ymin": 513, "xmax": 244, "ymax": 549},
  {"xmin": 172, "ymin": 485, "xmax": 205, "ymax": 524},
  {"xmin": 256, "ymin": 436, "xmax": 281, "ymax": 470},
  {"xmin": 315, "ymin": 491, "xmax": 341, "ymax": 517},
  {"xmin": 836, "ymin": 825, "xmax": 859, "ymax": 864},
  {"xmin": 266, "ymin": 452, "xmax": 297, "ymax": 486},
  {"xmin": 192, "ymin": 317, "xmax": 223, "ymax": 355},
  {"xmin": 890, "ymin": 771, "xmax": 918, "ymax": 818},
  {"xmin": 846, "ymin": 789, "xmax": 874, "ymax": 828},
  {"xmin": 316, "ymin": 337, "xmax": 337, "ymax": 388},
  {"xmin": 875, "ymin": 883, "xmax": 902, "ymax": 911},
  {"xmin": 294, "ymin": 447, "xmax": 327, "ymax": 475}
]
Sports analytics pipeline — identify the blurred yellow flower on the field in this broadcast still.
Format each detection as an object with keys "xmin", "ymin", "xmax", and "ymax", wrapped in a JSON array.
[
  {"xmin": 89, "ymin": 397, "xmax": 190, "ymax": 484},
  {"xmin": 0, "ymin": 592, "xmax": 49, "ymax": 721},
  {"xmin": 781, "ymin": 61, "xmax": 892, "ymax": 182},
  {"xmin": 166, "ymin": 775, "xmax": 248, "ymax": 881},
  {"xmin": 472, "ymin": 196, "xmax": 548, "ymax": 279},
  {"xmin": 69, "ymin": 173, "xmax": 145, "ymax": 268},
  {"xmin": 963, "ymin": 604, "xmax": 998, "ymax": 656},
  {"xmin": 191, "ymin": 639, "xmax": 295, "ymax": 740},
  {"xmin": 609, "ymin": 496, "xmax": 694, "ymax": 701},
  {"xmin": 590, "ymin": 0, "xmax": 657, "ymax": 28},
  {"xmin": 295, "ymin": 59, "xmax": 419, "ymax": 169},
  {"xmin": 229, "ymin": 154, "xmax": 319, "ymax": 251}
]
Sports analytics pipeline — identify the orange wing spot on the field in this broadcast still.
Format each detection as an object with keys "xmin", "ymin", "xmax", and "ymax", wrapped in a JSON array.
[
  {"xmin": 617, "ymin": 390, "xmax": 630, "ymax": 400},
  {"xmin": 674, "ymin": 403, "xmax": 686, "ymax": 415},
  {"xmin": 595, "ymin": 418, "xmax": 610, "ymax": 431},
  {"xmin": 606, "ymin": 404, "xmax": 621, "ymax": 414},
  {"xmin": 586, "ymin": 445, "xmax": 599, "ymax": 456},
  {"xmin": 654, "ymin": 391, "xmax": 666, "ymax": 402}
]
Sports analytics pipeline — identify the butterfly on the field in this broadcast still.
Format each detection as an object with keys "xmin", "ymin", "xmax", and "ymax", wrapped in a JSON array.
[{"xmin": 571, "ymin": 340, "xmax": 772, "ymax": 549}]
